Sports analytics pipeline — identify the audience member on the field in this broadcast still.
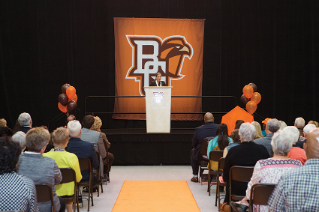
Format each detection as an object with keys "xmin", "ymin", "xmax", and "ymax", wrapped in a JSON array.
[
  {"xmin": 91, "ymin": 116, "xmax": 114, "ymax": 180},
  {"xmin": 294, "ymin": 117, "xmax": 305, "ymax": 138},
  {"xmin": 17, "ymin": 127, "xmax": 65, "ymax": 212},
  {"xmin": 0, "ymin": 136, "xmax": 38, "ymax": 212},
  {"xmin": 230, "ymin": 130, "xmax": 302, "ymax": 212},
  {"xmin": 80, "ymin": 115, "xmax": 107, "ymax": 172},
  {"xmin": 269, "ymin": 128, "xmax": 319, "ymax": 211},
  {"xmin": 190, "ymin": 112, "xmax": 218, "ymax": 182},
  {"xmin": 66, "ymin": 114, "xmax": 76, "ymax": 123},
  {"xmin": 66, "ymin": 120, "xmax": 99, "ymax": 182},
  {"xmin": 207, "ymin": 123, "xmax": 232, "ymax": 171},
  {"xmin": 13, "ymin": 119, "xmax": 22, "ymax": 132},
  {"xmin": 12, "ymin": 131, "xmax": 26, "ymax": 152},
  {"xmin": 44, "ymin": 127, "xmax": 82, "ymax": 212},
  {"xmin": 0, "ymin": 126, "xmax": 13, "ymax": 137},
  {"xmin": 223, "ymin": 129, "xmax": 240, "ymax": 157},
  {"xmin": 261, "ymin": 118, "xmax": 270, "ymax": 136},
  {"xmin": 221, "ymin": 123, "xmax": 269, "ymax": 207},
  {"xmin": 251, "ymin": 121, "xmax": 263, "ymax": 139},
  {"xmin": 254, "ymin": 119, "xmax": 281, "ymax": 157},
  {"xmin": 294, "ymin": 123, "xmax": 316, "ymax": 149},
  {"xmin": 16, "ymin": 112, "xmax": 33, "ymax": 134},
  {"xmin": 284, "ymin": 126, "xmax": 307, "ymax": 164},
  {"xmin": 234, "ymin": 120, "xmax": 244, "ymax": 130},
  {"xmin": 0, "ymin": 118, "xmax": 7, "ymax": 127},
  {"xmin": 308, "ymin": 120, "xmax": 319, "ymax": 127},
  {"xmin": 279, "ymin": 120, "xmax": 287, "ymax": 130}
]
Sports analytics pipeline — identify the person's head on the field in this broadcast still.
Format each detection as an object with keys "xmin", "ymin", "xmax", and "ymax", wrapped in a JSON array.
[
  {"xmin": 262, "ymin": 118, "xmax": 270, "ymax": 130},
  {"xmin": 234, "ymin": 120, "xmax": 244, "ymax": 130},
  {"xmin": 304, "ymin": 128, "xmax": 319, "ymax": 159},
  {"xmin": 92, "ymin": 116, "xmax": 102, "ymax": 131},
  {"xmin": 67, "ymin": 120, "xmax": 82, "ymax": 138},
  {"xmin": 66, "ymin": 115, "xmax": 76, "ymax": 123},
  {"xmin": 279, "ymin": 120, "xmax": 287, "ymax": 130},
  {"xmin": 230, "ymin": 129, "xmax": 240, "ymax": 143},
  {"xmin": 294, "ymin": 117, "xmax": 305, "ymax": 129},
  {"xmin": 82, "ymin": 115, "xmax": 95, "ymax": 129},
  {"xmin": 0, "ymin": 136, "xmax": 21, "ymax": 174},
  {"xmin": 26, "ymin": 127, "xmax": 50, "ymax": 153},
  {"xmin": 282, "ymin": 126, "xmax": 300, "ymax": 144},
  {"xmin": 266, "ymin": 119, "xmax": 281, "ymax": 133},
  {"xmin": 12, "ymin": 131, "xmax": 26, "ymax": 151},
  {"xmin": 217, "ymin": 124, "xmax": 229, "ymax": 150},
  {"xmin": 0, "ymin": 118, "xmax": 7, "ymax": 128},
  {"xmin": 18, "ymin": 112, "xmax": 32, "ymax": 127},
  {"xmin": 0, "ymin": 127, "xmax": 13, "ymax": 137},
  {"xmin": 51, "ymin": 127, "xmax": 69, "ymax": 148},
  {"xmin": 251, "ymin": 121, "xmax": 263, "ymax": 139},
  {"xmin": 155, "ymin": 72, "xmax": 162, "ymax": 82},
  {"xmin": 308, "ymin": 120, "xmax": 319, "ymax": 127},
  {"xmin": 239, "ymin": 123, "xmax": 256, "ymax": 142},
  {"xmin": 303, "ymin": 124, "xmax": 316, "ymax": 138},
  {"xmin": 13, "ymin": 119, "xmax": 22, "ymax": 131},
  {"xmin": 271, "ymin": 130, "xmax": 294, "ymax": 156},
  {"xmin": 204, "ymin": 112, "xmax": 214, "ymax": 123}
]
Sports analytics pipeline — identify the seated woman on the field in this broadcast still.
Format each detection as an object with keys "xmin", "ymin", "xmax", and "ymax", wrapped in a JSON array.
[
  {"xmin": 251, "ymin": 121, "xmax": 263, "ymax": 139},
  {"xmin": 283, "ymin": 126, "xmax": 307, "ymax": 165},
  {"xmin": 230, "ymin": 130, "xmax": 302, "ymax": 212},
  {"xmin": 223, "ymin": 129, "xmax": 240, "ymax": 157},
  {"xmin": 221, "ymin": 123, "xmax": 269, "ymax": 209},
  {"xmin": 12, "ymin": 131, "xmax": 26, "ymax": 152},
  {"xmin": 44, "ymin": 127, "xmax": 82, "ymax": 212},
  {"xmin": 207, "ymin": 123, "xmax": 232, "ymax": 171},
  {"xmin": 0, "ymin": 136, "xmax": 38, "ymax": 212}
]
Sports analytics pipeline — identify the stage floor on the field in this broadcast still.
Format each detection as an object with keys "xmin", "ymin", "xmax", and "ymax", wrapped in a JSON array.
[{"xmin": 102, "ymin": 129, "xmax": 195, "ymax": 165}]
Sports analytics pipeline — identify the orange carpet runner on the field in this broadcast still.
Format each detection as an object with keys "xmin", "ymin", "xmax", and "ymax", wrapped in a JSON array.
[{"xmin": 112, "ymin": 181, "xmax": 200, "ymax": 212}]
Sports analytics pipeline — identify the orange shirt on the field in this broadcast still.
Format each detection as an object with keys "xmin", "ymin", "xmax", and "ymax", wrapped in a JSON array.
[{"xmin": 288, "ymin": 147, "xmax": 307, "ymax": 165}]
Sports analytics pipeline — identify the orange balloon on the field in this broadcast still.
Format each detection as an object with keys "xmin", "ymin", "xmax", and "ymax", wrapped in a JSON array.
[
  {"xmin": 58, "ymin": 102, "xmax": 68, "ymax": 113},
  {"xmin": 251, "ymin": 92, "xmax": 261, "ymax": 104},
  {"xmin": 243, "ymin": 85, "xmax": 254, "ymax": 98},
  {"xmin": 66, "ymin": 86, "xmax": 76, "ymax": 99},
  {"xmin": 69, "ymin": 94, "xmax": 78, "ymax": 102},
  {"xmin": 246, "ymin": 101, "xmax": 257, "ymax": 114}
]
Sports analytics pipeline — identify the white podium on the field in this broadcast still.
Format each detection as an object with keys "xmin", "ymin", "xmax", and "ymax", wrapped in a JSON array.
[{"xmin": 144, "ymin": 86, "xmax": 172, "ymax": 133}]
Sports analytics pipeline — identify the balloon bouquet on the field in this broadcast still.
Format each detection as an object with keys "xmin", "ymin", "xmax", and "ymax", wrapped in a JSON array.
[
  {"xmin": 57, "ymin": 84, "xmax": 78, "ymax": 114},
  {"xmin": 240, "ymin": 83, "xmax": 261, "ymax": 114}
]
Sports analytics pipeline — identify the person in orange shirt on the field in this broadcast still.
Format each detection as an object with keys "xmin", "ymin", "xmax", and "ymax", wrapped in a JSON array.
[{"xmin": 283, "ymin": 126, "xmax": 307, "ymax": 164}]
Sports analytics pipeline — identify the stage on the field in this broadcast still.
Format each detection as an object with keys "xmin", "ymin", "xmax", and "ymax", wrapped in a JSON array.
[{"xmin": 102, "ymin": 129, "xmax": 195, "ymax": 165}]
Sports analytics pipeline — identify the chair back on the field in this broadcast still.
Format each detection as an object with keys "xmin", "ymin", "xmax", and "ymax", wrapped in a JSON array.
[
  {"xmin": 59, "ymin": 168, "xmax": 79, "ymax": 212},
  {"xmin": 249, "ymin": 183, "xmax": 276, "ymax": 211},
  {"xmin": 35, "ymin": 184, "xmax": 55, "ymax": 212},
  {"xmin": 209, "ymin": 150, "xmax": 224, "ymax": 162},
  {"xmin": 218, "ymin": 157, "xmax": 225, "ymax": 172},
  {"xmin": 200, "ymin": 137, "xmax": 214, "ymax": 156},
  {"xmin": 229, "ymin": 166, "xmax": 254, "ymax": 203},
  {"xmin": 79, "ymin": 158, "xmax": 91, "ymax": 172}
]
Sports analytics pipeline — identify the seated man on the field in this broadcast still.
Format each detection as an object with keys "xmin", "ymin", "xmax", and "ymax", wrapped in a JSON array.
[
  {"xmin": 17, "ymin": 127, "xmax": 65, "ymax": 212},
  {"xmin": 66, "ymin": 120, "xmax": 99, "ymax": 182},
  {"xmin": 16, "ymin": 112, "xmax": 33, "ymax": 134}
]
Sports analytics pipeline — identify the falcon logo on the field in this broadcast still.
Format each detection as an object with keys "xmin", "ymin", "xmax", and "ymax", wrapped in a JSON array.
[{"xmin": 126, "ymin": 35, "xmax": 193, "ymax": 96}]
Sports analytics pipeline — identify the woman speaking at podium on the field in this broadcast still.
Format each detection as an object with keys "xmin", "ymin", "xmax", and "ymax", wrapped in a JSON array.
[{"xmin": 150, "ymin": 72, "xmax": 166, "ymax": 86}]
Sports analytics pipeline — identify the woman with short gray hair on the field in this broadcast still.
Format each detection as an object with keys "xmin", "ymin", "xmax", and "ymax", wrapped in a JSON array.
[
  {"xmin": 12, "ymin": 131, "xmax": 26, "ymax": 152},
  {"xmin": 230, "ymin": 130, "xmax": 302, "ymax": 212}
]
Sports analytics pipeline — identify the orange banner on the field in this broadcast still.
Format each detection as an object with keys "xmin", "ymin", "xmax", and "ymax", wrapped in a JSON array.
[{"xmin": 113, "ymin": 18, "xmax": 204, "ymax": 120}]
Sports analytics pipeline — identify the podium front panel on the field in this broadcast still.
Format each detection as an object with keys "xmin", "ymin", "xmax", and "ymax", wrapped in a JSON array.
[{"xmin": 145, "ymin": 86, "xmax": 172, "ymax": 133}]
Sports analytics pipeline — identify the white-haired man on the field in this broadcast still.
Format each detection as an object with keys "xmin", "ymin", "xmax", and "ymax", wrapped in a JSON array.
[
  {"xmin": 294, "ymin": 117, "xmax": 305, "ymax": 138},
  {"xmin": 66, "ymin": 120, "xmax": 99, "ymax": 183},
  {"xmin": 294, "ymin": 123, "xmax": 316, "ymax": 149},
  {"xmin": 16, "ymin": 112, "xmax": 32, "ymax": 134},
  {"xmin": 254, "ymin": 118, "xmax": 281, "ymax": 157}
]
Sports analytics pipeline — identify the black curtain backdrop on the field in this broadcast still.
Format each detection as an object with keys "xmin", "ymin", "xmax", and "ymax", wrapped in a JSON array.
[{"xmin": 0, "ymin": 0, "xmax": 318, "ymax": 129}]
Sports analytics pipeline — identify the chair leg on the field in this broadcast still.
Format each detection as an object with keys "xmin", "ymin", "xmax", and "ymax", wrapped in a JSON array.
[
  {"xmin": 208, "ymin": 172, "xmax": 211, "ymax": 196},
  {"xmin": 215, "ymin": 182, "xmax": 218, "ymax": 207}
]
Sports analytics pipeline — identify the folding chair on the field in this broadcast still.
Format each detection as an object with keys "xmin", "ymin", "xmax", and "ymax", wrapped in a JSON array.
[
  {"xmin": 215, "ymin": 157, "xmax": 226, "ymax": 210},
  {"xmin": 35, "ymin": 184, "xmax": 55, "ymax": 212},
  {"xmin": 229, "ymin": 166, "xmax": 254, "ymax": 212},
  {"xmin": 95, "ymin": 151, "xmax": 104, "ymax": 197},
  {"xmin": 199, "ymin": 136, "xmax": 214, "ymax": 184},
  {"xmin": 207, "ymin": 150, "xmax": 223, "ymax": 196},
  {"xmin": 60, "ymin": 168, "xmax": 79, "ymax": 212},
  {"xmin": 78, "ymin": 158, "xmax": 93, "ymax": 212},
  {"xmin": 249, "ymin": 183, "xmax": 276, "ymax": 212}
]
